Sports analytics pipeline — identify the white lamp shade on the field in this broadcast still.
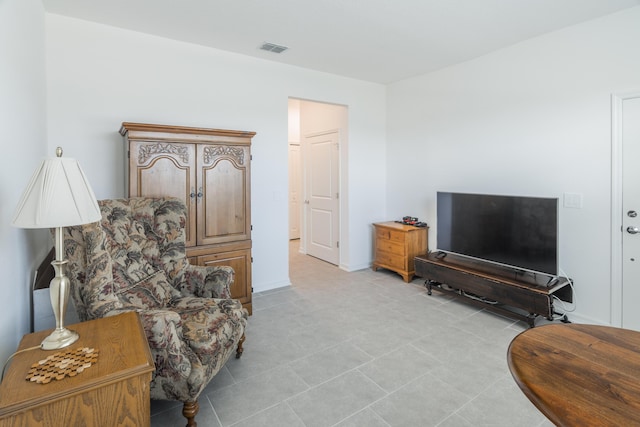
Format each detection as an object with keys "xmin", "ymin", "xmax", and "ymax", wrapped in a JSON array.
[{"xmin": 12, "ymin": 154, "xmax": 101, "ymax": 228}]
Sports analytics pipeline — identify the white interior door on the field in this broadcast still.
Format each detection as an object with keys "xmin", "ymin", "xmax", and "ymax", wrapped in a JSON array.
[
  {"xmin": 288, "ymin": 143, "xmax": 301, "ymax": 240},
  {"xmin": 622, "ymin": 95, "xmax": 640, "ymax": 331},
  {"xmin": 304, "ymin": 131, "xmax": 339, "ymax": 265}
]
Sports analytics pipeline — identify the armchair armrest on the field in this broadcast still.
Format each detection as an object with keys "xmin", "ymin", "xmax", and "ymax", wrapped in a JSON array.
[
  {"xmin": 106, "ymin": 308, "xmax": 182, "ymax": 348},
  {"xmin": 176, "ymin": 264, "xmax": 234, "ymax": 299},
  {"xmin": 106, "ymin": 308, "xmax": 194, "ymax": 379}
]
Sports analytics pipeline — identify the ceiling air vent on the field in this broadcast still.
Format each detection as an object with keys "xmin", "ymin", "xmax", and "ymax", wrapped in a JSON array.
[{"xmin": 259, "ymin": 42, "xmax": 288, "ymax": 54}]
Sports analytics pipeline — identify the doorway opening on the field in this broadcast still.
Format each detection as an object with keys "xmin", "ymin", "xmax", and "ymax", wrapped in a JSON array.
[{"xmin": 288, "ymin": 98, "xmax": 348, "ymax": 268}]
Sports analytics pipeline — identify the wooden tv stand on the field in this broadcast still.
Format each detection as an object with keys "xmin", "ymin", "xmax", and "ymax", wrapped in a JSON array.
[{"xmin": 414, "ymin": 253, "xmax": 572, "ymax": 327}]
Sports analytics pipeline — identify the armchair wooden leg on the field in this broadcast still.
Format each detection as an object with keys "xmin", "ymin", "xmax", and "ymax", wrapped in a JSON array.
[
  {"xmin": 236, "ymin": 333, "xmax": 246, "ymax": 359},
  {"xmin": 182, "ymin": 400, "xmax": 199, "ymax": 427}
]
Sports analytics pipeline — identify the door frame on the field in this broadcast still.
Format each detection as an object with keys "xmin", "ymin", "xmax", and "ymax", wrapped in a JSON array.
[
  {"xmin": 288, "ymin": 142, "xmax": 301, "ymax": 240},
  {"xmin": 611, "ymin": 90, "xmax": 640, "ymax": 327}
]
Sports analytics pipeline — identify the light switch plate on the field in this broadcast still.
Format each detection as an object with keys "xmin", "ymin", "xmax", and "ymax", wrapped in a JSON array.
[{"xmin": 563, "ymin": 192, "xmax": 583, "ymax": 209}]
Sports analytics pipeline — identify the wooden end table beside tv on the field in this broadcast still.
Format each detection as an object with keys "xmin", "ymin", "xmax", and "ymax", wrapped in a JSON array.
[
  {"xmin": 508, "ymin": 324, "xmax": 640, "ymax": 426},
  {"xmin": 372, "ymin": 221, "xmax": 428, "ymax": 282},
  {"xmin": 0, "ymin": 312, "xmax": 154, "ymax": 427}
]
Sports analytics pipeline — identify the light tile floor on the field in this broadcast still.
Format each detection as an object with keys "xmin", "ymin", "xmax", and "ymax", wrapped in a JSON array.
[{"xmin": 151, "ymin": 241, "xmax": 554, "ymax": 427}]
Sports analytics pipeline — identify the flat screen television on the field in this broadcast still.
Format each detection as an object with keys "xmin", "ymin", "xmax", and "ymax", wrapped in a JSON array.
[{"xmin": 436, "ymin": 192, "xmax": 559, "ymax": 277}]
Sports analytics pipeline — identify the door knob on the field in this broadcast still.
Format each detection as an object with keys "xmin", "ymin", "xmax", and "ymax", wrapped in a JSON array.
[{"xmin": 627, "ymin": 226, "xmax": 640, "ymax": 234}]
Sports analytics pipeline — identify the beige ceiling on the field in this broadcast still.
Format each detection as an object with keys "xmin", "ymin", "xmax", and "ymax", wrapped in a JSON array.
[{"xmin": 42, "ymin": 0, "xmax": 639, "ymax": 84}]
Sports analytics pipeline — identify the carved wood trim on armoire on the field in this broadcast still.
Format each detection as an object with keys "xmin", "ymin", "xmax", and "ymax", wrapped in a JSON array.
[{"xmin": 120, "ymin": 122, "xmax": 255, "ymax": 314}]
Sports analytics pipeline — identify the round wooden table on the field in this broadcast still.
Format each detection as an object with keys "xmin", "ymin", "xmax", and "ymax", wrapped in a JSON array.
[{"xmin": 507, "ymin": 323, "xmax": 640, "ymax": 427}]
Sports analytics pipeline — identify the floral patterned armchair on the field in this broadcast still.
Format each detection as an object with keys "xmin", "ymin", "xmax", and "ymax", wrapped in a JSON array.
[{"xmin": 63, "ymin": 197, "xmax": 248, "ymax": 427}]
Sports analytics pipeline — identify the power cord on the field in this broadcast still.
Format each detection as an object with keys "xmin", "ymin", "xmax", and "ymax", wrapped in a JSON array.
[
  {"xmin": 1, "ymin": 345, "xmax": 40, "ymax": 382},
  {"xmin": 550, "ymin": 268, "xmax": 576, "ymax": 321}
]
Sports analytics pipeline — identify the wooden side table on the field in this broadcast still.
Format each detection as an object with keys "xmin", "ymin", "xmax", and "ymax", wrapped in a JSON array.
[
  {"xmin": 508, "ymin": 324, "xmax": 640, "ymax": 426},
  {"xmin": 0, "ymin": 312, "xmax": 154, "ymax": 427},
  {"xmin": 372, "ymin": 221, "xmax": 428, "ymax": 282}
]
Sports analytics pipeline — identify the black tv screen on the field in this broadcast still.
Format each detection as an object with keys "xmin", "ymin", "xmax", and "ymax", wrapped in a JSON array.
[{"xmin": 437, "ymin": 192, "xmax": 558, "ymax": 276}]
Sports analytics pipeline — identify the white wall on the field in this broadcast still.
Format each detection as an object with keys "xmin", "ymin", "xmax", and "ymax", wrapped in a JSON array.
[
  {"xmin": 0, "ymin": 0, "xmax": 48, "ymax": 362},
  {"xmin": 386, "ymin": 7, "xmax": 640, "ymax": 325},
  {"xmin": 45, "ymin": 15, "xmax": 387, "ymax": 292}
]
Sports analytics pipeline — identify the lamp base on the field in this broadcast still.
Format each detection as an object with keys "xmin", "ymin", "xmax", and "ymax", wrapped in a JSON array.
[{"xmin": 40, "ymin": 327, "xmax": 79, "ymax": 350}]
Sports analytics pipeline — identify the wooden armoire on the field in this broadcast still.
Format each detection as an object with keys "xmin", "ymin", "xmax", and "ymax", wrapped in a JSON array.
[{"xmin": 120, "ymin": 122, "xmax": 255, "ymax": 314}]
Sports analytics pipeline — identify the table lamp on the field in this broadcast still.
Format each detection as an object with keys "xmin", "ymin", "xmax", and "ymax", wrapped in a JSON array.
[{"xmin": 12, "ymin": 147, "xmax": 101, "ymax": 350}]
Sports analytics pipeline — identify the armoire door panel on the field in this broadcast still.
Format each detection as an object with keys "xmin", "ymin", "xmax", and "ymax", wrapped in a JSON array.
[
  {"xmin": 197, "ymin": 145, "xmax": 250, "ymax": 246},
  {"xmin": 128, "ymin": 141, "xmax": 197, "ymax": 247},
  {"xmin": 137, "ymin": 157, "xmax": 192, "ymax": 199},
  {"xmin": 202, "ymin": 160, "xmax": 246, "ymax": 240}
]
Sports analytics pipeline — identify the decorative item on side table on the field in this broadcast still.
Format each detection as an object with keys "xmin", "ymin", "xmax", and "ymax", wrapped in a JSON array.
[
  {"xmin": 395, "ymin": 216, "xmax": 428, "ymax": 227},
  {"xmin": 12, "ymin": 147, "xmax": 101, "ymax": 350}
]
